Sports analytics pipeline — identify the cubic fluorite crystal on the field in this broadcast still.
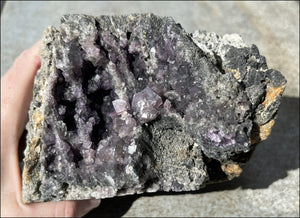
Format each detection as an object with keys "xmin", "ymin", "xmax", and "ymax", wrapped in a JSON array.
[{"xmin": 22, "ymin": 14, "xmax": 286, "ymax": 203}]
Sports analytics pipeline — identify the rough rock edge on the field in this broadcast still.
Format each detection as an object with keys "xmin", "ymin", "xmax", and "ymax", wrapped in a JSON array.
[{"xmin": 22, "ymin": 27, "xmax": 58, "ymax": 203}]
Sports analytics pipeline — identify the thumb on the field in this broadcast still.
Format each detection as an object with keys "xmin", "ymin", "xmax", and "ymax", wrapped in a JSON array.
[{"xmin": 75, "ymin": 199, "xmax": 101, "ymax": 217}]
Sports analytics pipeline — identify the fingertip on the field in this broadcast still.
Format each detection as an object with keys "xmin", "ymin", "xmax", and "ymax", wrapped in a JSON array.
[
  {"xmin": 23, "ymin": 40, "xmax": 41, "ymax": 70},
  {"xmin": 89, "ymin": 199, "xmax": 101, "ymax": 208},
  {"xmin": 28, "ymin": 39, "xmax": 41, "ymax": 53},
  {"xmin": 9, "ymin": 40, "xmax": 41, "ymax": 81},
  {"xmin": 75, "ymin": 199, "xmax": 101, "ymax": 217}
]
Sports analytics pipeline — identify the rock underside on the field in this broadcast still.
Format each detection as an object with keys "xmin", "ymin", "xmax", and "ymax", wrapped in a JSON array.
[{"xmin": 22, "ymin": 14, "xmax": 286, "ymax": 203}]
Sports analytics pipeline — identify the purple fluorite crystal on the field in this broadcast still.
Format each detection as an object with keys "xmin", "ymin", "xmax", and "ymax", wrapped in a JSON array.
[
  {"xmin": 132, "ymin": 87, "xmax": 163, "ymax": 123},
  {"xmin": 22, "ymin": 14, "xmax": 286, "ymax": 203}
]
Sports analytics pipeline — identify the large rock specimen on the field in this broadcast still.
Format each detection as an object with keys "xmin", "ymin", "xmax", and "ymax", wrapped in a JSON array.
[{"xmin": 22, "ymin": 14, "xmax": 286, "ymax": 203}]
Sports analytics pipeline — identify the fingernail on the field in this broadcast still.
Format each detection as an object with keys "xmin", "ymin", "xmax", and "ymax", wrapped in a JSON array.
[{"xmin": 89, "ymin": 199, "xmax": 101, "ymax": 208}]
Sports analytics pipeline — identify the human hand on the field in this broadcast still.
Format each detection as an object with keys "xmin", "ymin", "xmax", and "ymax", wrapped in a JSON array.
[{"xmin": 1, "ymin": 41, "xmax": 101, "ymax": 217}]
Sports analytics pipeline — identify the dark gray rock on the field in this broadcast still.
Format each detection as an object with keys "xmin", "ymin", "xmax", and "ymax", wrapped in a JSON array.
[{"xmin": 22, "ymin": 14, "xmax": 286, "ymax": 203}]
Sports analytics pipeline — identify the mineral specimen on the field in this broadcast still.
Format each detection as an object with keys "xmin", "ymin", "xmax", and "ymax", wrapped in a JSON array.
[{"xmin": 22, "ymin": 13, "xmax": 286, "ymax": 203}]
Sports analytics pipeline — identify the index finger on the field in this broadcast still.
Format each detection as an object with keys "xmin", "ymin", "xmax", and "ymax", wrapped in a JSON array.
[{"xmin": 1, "ymin": 40, "xmax": 41, "ymax": 140}]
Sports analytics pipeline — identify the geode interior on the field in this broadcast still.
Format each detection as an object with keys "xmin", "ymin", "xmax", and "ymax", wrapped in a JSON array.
[{"xmin": 22, "ymin": 14, "xmax": 286, "ymax": 203}]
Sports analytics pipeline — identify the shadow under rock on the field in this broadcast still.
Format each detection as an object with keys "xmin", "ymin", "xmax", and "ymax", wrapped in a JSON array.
[
  {"xmin": 84, "ymin": 194, "xmax": 139, "ymax": 218},
  {"xmin": 84, "ymin": 96, "xmax": 299, "ymax": 217}
]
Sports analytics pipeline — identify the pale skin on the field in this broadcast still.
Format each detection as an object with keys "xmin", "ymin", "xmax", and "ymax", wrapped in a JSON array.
[{"xmin": 1, "ymin": 41, "xmax": 101, "ymax": 217}]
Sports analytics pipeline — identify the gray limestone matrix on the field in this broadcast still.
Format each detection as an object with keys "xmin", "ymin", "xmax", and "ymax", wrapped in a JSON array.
[{"xmin": 22, "ymin": 14, "xmax": 286, "ymax": 203}]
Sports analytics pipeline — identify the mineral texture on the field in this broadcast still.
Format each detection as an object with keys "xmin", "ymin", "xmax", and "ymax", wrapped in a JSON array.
[{"xmin": 22, "ymin": 14, "xmax": 286, "ymax": 203}]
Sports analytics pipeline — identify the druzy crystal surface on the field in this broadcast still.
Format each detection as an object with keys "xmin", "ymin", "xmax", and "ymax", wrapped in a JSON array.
[{"xmin": 22, "ymin": 14, "xmax": 286, "ymax": 203}]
